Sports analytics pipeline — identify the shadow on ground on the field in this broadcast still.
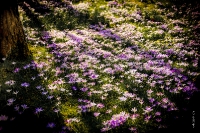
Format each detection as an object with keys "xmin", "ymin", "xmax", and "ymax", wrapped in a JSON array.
[{"xmin": 0, "ymin": 53, "xmax": 66, "ymax": 132}]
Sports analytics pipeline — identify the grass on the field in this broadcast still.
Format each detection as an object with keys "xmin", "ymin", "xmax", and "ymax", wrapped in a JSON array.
[{"xmin": 0, "ymin": 0, "xmax": 200, "ymax": 133}]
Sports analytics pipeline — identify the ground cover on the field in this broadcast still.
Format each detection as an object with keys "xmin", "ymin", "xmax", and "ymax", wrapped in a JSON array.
[{"xmin": 0, "ymin": 0, "xmax": 200, "ymax": 132}]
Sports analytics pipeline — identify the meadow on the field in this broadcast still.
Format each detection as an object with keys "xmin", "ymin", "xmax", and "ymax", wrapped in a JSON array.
[{"xmin": 0, "ymin": 0, "xmax": 200, "ymax": 132}]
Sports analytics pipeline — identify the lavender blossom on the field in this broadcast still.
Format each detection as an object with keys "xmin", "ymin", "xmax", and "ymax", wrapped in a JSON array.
[{"xmin": 21, "ymin": 82, "xmax": 30, "ymax": 87}]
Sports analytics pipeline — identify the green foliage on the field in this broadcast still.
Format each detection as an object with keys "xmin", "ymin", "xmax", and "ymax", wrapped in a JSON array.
[
  {"xmin": 89, "ymin": 8, "xmax": 109, "ymax": 26},
  {"xmin": 144, "ymin": 10, "xmax": 164, "ymax": 22}
]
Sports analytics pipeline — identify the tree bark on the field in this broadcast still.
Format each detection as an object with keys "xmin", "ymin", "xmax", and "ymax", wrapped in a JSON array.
[{"xmin": 0, "ymin": 0, "xmax": 30, "ymax": 61}]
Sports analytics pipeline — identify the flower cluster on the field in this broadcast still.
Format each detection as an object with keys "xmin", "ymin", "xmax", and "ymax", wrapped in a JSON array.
[{"xmin": 101, "ymin": 112, "xmax": 130, "ymax": 132}]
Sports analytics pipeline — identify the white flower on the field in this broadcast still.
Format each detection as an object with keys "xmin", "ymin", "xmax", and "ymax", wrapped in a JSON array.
[
  {"xmin": 12, "ymin": 62, "xmax": 16, "ymax": 65},
  {"xmin": 119, "ymin": 96, "xmax": 127, "ymax": 101},
  {"xmin": 5, "ymin": 80, "xmax": 16, "ymax": 86},
  {"xmin": 131, "ymin": 107, "xmax": 137, "ymax": 113},
  {"xmin": 48, "ymin": 84, "xmax": 57, "ymax": 90}
]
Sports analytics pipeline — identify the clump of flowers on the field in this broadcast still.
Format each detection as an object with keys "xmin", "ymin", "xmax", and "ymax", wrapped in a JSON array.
[{"xmin": 101, "ymin": 111, "xmax": 130, "ymax": 132}]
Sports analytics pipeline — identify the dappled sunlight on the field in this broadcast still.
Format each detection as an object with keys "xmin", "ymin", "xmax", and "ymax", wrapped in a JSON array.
[{"xmin": 1, "ymin": 0, "xmax": 200, "ymax": 132}]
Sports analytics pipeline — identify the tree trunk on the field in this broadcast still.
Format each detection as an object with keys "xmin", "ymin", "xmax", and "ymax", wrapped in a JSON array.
[{"xmin": 0, "ymin": 0, "xmax": 30, "ymax": 61}]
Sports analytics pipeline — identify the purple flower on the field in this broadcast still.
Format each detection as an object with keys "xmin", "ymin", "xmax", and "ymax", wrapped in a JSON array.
[
  {"xmin": 97, "ymin": 103, "xmax": 105, "ymax": 108},
  {"xmin": 67, "ymin": 33, "xmax": 83, "ymax": 43},
  {"xmin": 13, "ymin": 68, "xmax": 20, "ymax": 73},
  {"xmin": 47, "ymin": 95, "xmax": 54, "ymax": 99},
  {"xmin": 129, "ymin": 127, "xmax": 137, "ymax": 132},
  {"xmin": 143, "ymin": 106, "xmax": 153, "ymax": 114},
  {"xmin": 80, "ymin": 87, "xmax": 88, "ymax": 92},
  {"xmin": 47, "ymin": 122, "xmax": 56, "ymax": 128},
  {"xmin": 35, "ymin": 107, "xmax": 44, "ymax": 114},
  {"xmin": 155, "ymin": 112, "xmax": 161, "ymax": 116},
  {"xmin": 165, "ymin": 49, "xmax": 174, "ymax": 55},
  {"xmin": 118, "ymin": 54, "xmax": 128, "ymax": 60},
  {"xmin": 78, "ymin": 105, "xmax": 87, "ymax": 112},
  {"xmin": 54, "ymin": 109, "xmax": 59, "ymax": 113},
  {"xmin": 42, "ymin": 91, "xmax": 48, "ymax": 95},
  {"xmin": 94, "ymin": 112, "xmax": 100, "ymax": 117},
  {"xmin": 160, "ymin": 24, "xmax": 168, "ymax": 30},
  {"xmin": 72, "ymin": 86, "xmax": 77, "ymax": 91},
  {"xmin": 108, "ymin": 1, "xmax": 118, "ymax": 7},
  {"xmin": 101, "ymin": 127, "xmax": 111, "ymax": 132},
  {"xmin": 36, "ymin": 85, "xmax": 42, "ymax": 90},
  {"xmin": 130, "ymin": 114, "xmax": 139, "ymax": 120},
  {"xmin": 183, "ymin": 86, "xmax": 191, "ymax": 92},
  {"xmin": 110, "ymin": 120, "xmax": 120, "ymax": 128},
  {"xmin": 21, "ymin": 82, "xmax": 30, "ymax": 87},
  {"xmin": 156, "ymin": 118, "xmax": 162, "ymax": 122},
  {"xmin": 21, "ymin": 104, "xmax": 29, "ymax": 110},
  {"xmin": 0, "ymin": 115, "xmax": 8, "ymax": 121},
  {"xmin": 103, "ymin": 67, "xmax": 114, "ymax": 74},
  {"xmin": 145, "ymin": 115, "xmax": 152, "ymax": 122},
  {"xmin": 162, "ymin": 98, "xmax": 169, "ymax": 103},
  {"xmin": 7, "ymin": 98, "xmax": 15, "ymax": 106},
  {"xmin": 23, "ymin": 64, "xmax": 31, "ymax": 69},
  {"xmin": 147, "ymin": 89, "xmax": 153, "ymax": 95},
  {"xmin": 103, "ymin": 54, "xmax": 110, "ymax": 58},
  {"xmin": 14, "ymin": 105, "xmax": 20, "ymax": 111},
  {"xmin": 89, "ymin": 74, "xmax": 99, "ymax": 79},
  {"xmin": 148, "ymin": 98, "xmax": 155, "ymax": 103},
  {"xmin": 102, "ymin": 112, "xmax": 129, "ymax": 129}
]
